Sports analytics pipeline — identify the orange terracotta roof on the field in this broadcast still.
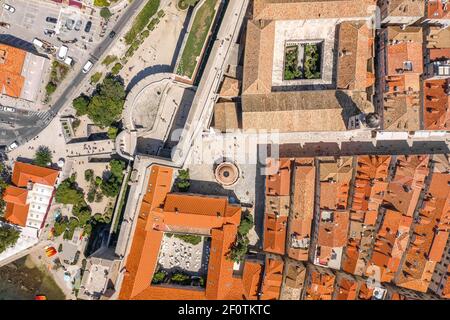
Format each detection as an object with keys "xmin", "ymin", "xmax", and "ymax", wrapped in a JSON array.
[
  {"xmin": 369, "ymin": 209, "xmax": 410, "ymax": 282},
  {"xmin": 427, "ymin": 0, "xmax": 450, "ymax": 19},
  {"xmin": 383, "ymin": 155, "xmax": 429, "ymax": 217},
  {"xmin": 263, "ymin": 213, "xmax": 287, "ymax": 255},
  {"xmin": 396, "ymin": 170, "xmax": 450, "ymax": 292},
  {"xmin": 252, "ymin": 0, "xmax": 375, "ymax": 21},
  {"xmin": 0, "ymin": 44, "xmax": 26, "ymax": 98},
  {"xmin": 387, "ymin": 39, "xmax": 423, "ymax": 76},
  {"xmin": 317, "ymin": 211, "xmax": 349, "ymax": 248},
  {"xmin": 260, "ymin": 257, "xmax": 283, "ymax": 300},
  {"xmin": 423, "ymin": 79, "xmax": 450, "ymax": 130},
  {"xmin": 119, "ymin": 165, "xmax": 264, "ymax": 300},
  {"xmin": 265, "ymin": 158, "xmax": 291, "ymax": 196},
  {"xmin": 241, "ymin": 261, "xmax": 263, "ymax": 300},
  {"xmin": 305, "ymin": 265, "xmax": 335, "ymax": 300},
  {"xmin": 352, "ymin": 155, "xmax": 391, "ymax": 212},
  {"xmin": 429, "ymin": 231, "xmax": 449, "ymax": 262},
  {"xmin": 12, "ymin": 162, "xmax": 59, "ymax": 187},
  {"xmin": 334, "ymin": 275, "xmax": 358, "ymax": 300},
  {"xmin": 288, "ymin": 159, "xmax": 315, "ymax": 261},
  {"xmin": 3, "ymin": 186, "xmax": 29, "ymax": 227}
]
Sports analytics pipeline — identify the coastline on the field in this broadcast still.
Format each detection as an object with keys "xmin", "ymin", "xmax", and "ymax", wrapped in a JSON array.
[{"xmin": 0, "ymin": 255, "xmax": 66, "ymax": 300}]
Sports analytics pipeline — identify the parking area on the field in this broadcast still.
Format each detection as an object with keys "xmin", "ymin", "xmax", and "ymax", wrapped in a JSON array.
[{"xmin": 0, "ymin": 0, "xmax": 103, "ymax": 66}]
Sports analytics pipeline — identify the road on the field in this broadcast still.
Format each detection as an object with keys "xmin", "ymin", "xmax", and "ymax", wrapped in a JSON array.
[{"xmin": 0, "ymin": 0, "xmax": 147, "ymax": 147}]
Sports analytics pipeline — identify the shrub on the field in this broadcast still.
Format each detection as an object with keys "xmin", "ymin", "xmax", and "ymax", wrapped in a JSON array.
[
  {"xmin": 0, "ymin": 225, "xmax": 20, "ymax": 254},
  {"xmin": 152, "ymin": 271, "xmax": 166, "ymax": 284},
  {"xmin": 72, "ymin": 94, "xmax": 90, "ymax": 116},
  {"xmin": 90, "ymin": 72, "xmax": 102, "ymax": 84},
  {"xmin": 84, "ymin": 169, "xmax": 94, "ymax": 182},
  {"xmin": 111, "ymin": 62, "xmax": 123, "ymax": 75},
  {"xmin": 102, "ymin": 55, "xmax": 117, "ymax": 66},
  {"xmin": 124, "ymin": 0, "xmax": 160, "ymax": 44},
  {"xmin": 100, "ymin": 7, "xmax": 112, "ymax": 20},
  {"xmin": 46, "ymin": 82, "xmax": 57, "ymax": 95},
  {"xmin": 173, "ymin": 234, "xmax": 202, "ymax": 245}
]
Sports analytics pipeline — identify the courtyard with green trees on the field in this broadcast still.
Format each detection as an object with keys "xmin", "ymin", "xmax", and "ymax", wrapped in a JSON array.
[{"xmin": 283, "ymin": 42, "xmax": 322, "ymax": 81}]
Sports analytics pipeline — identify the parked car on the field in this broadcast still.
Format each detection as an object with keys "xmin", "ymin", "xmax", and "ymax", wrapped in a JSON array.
[
  {"xmin": 82, "ymin": 60, "xmax": 93, "ymax": 73},
  {"xmin": 109, "ymin": 30, "xmax": 116, "ymax": 38},
  {"xmin": 84, "ymin": 21, "xmax": 92, "ymax": 33},
  {"xmin": 57, "ymin": 45, "xmax": 68, "ymax": 61},
  {"xmin": 65, "ymin": 19, "xmax": 75, "ymax": 30},
  {"xmin": 63, "ymin": 56, "xmax": 74, "ymax": 67},
  {"xmin": 3, "ymin": 4, "xmax": 15, "ymax": 13},
  {"xmin": 44, "ymin": 29, "xmax": 55, "ymax": 37},
  {"xmin": 0, "ymin": 106, "xmax": 15, "ymax": 112},
  {"xmin": 46, "ymin": 16, "xmax": 57, "ymax": 24},
  {"xmin": 74, "ymin": 20, "xmax": 82, "ymax": 31},
  {"xmin": 6, "ymin": 141, "xmax": 18, "ymax": 152}
]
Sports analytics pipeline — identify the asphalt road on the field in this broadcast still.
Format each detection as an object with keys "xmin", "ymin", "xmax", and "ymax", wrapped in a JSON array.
[{"xmin": 0, "ymin": 0, "xmax": 146, "ymax": 147}]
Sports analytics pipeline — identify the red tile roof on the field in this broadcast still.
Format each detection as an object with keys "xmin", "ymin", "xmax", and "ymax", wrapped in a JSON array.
[
  {"xmin": 265, "ymin": 158, "xmax": 291, "ymax": 196},
  {"xmin": 427, "ymin": 0, "xmax": 450, "ymax": 19},
  {"xmin": 260, "ymin": 257, "xmax": 283, "ymax": 300},
  {"xmin": 3, "ymin": 186, "xmax": 29, "ymax": 227},
  {"xmin": 12, "ymin": 162, "xmax": 59, "ymax": 187},
  {"xmin": 119, "ymin": 165, "xmax": 263, "ymax": 300},
  {"xmin": 423, "ymin": 79, "xmax": 450, "ymax": 130},
  {"xmin": 0, "ymin": 44, "xmax": 26, "ymax": 98}
]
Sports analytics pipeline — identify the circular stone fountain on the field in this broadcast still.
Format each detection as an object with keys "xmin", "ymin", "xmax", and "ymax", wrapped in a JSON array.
[{"xmin": 214, "ymin": 162, "xmax": 240, "ymax": 186}]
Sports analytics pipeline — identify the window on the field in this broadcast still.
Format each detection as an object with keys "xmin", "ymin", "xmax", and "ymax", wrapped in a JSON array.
[{"xmin": 403, "ymin": 61, "xmax": 413, "ymax": 71}]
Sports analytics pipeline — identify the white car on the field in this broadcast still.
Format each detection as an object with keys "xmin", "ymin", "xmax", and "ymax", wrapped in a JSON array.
[
  {"xmin": 82, "ymin": 60, "xmax": 93, "ymax": 73},
  {"xmin": 0, "ymin": 106, "xmax": 14, "ymax": 112},
  {"xmin": 3, "ymin": 4, "xmax": 15, "ymax": 13},
  {"xmin": 6, "ymin": 141, "xmax": 18, "ymax": 152}
]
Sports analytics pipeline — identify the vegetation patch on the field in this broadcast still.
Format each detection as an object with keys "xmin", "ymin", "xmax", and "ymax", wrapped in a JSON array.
[
  {"xmin": 124, "ymin": 0, "xmax": 160, "ymax": 45},
  {"xmin": 45, "ymin": 61, "xmax": 69, "ymax": 99},
  {"xmin": 90, "ymin": 72, "xmax": 102, "ymax": 84},
  {"xmin": 178, "ymin": 0, "xmax": 198, "ymax": 10},
  {"xmin": 175, "ymin": 169, "xmax": 190, "ymax": 192},
  {"xmin": 72, "ymin": 75, "xmax": 126, "ymax": 127},
  {"xmin": 102, "ymin": 55, "xmax": 118, "ymax": 66},
  {"xmin": 172, "ymin": 233, "xmax": 202, "ymax": 245},
  {"xmin": 283, "ymin": 42, "xmax": 322, "ymax": 81},
  {"xmin": 33, "ymin": 145, "xmax": 52, "ymax": 167},
  {"xmin": 176, "ymin": 0, "xmax": 218, "ymax": 79},
  {"xmin": 0, "ymin": 224, "xmax": 20, "ymax": 254},
  {"xmin": 227, "ymin": 210, "xmax": 254, "ymax": 262}
]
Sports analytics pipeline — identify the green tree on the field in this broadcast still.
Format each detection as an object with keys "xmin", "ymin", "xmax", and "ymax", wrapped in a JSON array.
[
  {"xmin": 84, "ymin": 169, "xmax": 94, "ymax": 182},
  {"xmin": 0, "ymin": 225, "xmax": 20, "ymax": 253},
  {"xmin": 53, "ymin": 218, "xmax": 68, "ymax": 237},
  {"xmin": 87, "ymin": 188, "xmax": 96, "ymax": 203},
  {"xmin": 100, "ymin": 7, "xmax": 112, "ymax": 20},
  {"xmin": 238, "ymin": 211, "xmax": 254, "ymax": 236},
  {"xmin": 83, "ymin": 224, "xmax": 92, "ymax": 236},
  {"xmin": 46, "ymin": 82, "xmax": 57, "ymax": 95},
  {"xmin": 76, "ymin": 210, "xmax": 91, "ymax": 227},
  {"xmin": 85, "ymin": 76, "xmax": 126, "ymax": 127},
  {"xmin": 72, "ymin": 95, "xmax": 90, "ymax": 116},
  {"xmin": 55, "ymin": 179, "xmax": 84, "ymax": 205},
  {"xmin": 176, "ymin": 169, "xmax": 190, "ymax": 192},
  {"xmin": 33, "ymin": 145, "xmax": 52, "ymax": 167},
  {"xmin": 107, "ymin": 126, "xmax": 119, "ymax": 140},
  {"xmin": 110, "ymin": 159, "xmax": 125, "ymax": 180},
  {"xmin": 100, "ymin": 176, "xmax": 121, "ymax": 197}
]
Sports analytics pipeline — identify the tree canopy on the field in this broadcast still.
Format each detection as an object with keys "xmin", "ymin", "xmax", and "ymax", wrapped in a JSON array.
[
  {"xmin": 73, "ymin": 76, "xmax": 126, "ymax": 127},
  {"xmin": 0, "ymin": 225, "xmax": 20, "ymax": 254},
  {"xmin": 55, "ymin": 179, "xmax": 85, "ymax": 205},
  {"xmin": 33, "ymin": 145, "xmax": 52, "ymax": 167}
]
